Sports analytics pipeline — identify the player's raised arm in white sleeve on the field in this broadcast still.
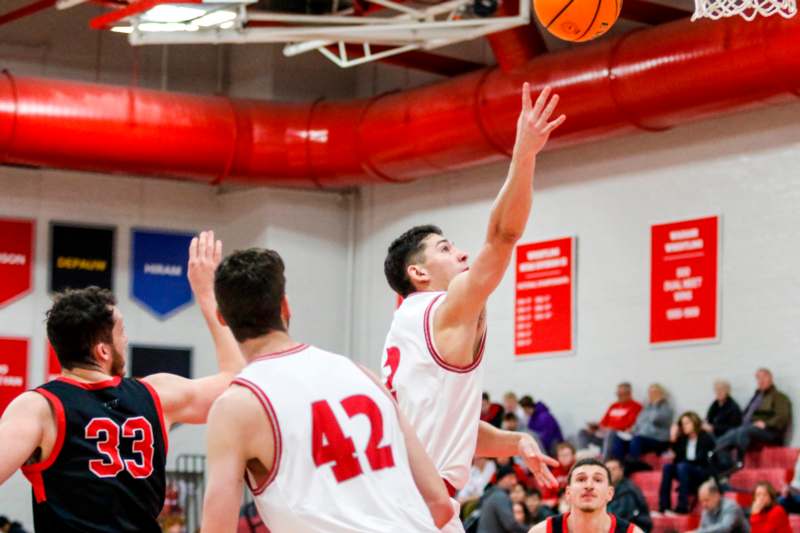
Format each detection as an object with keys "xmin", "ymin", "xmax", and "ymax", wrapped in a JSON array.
[
  {"xmin": 0, "ymin": 392, "xmax": 49, "ymax": 484},
  {"xmin": 475, "ymin": 421, "xmax": 558, "ymax": 488},
  {"xmin": 200, "ymin": 388, "xmax": 264, "ymax": 533},
  {"xmin": 143, "ymin": 231, "xmax": 246, "ymax": 428},
  {"xmin": 434, "ymin": 85, "xmax": 565, "ymax": 367}
]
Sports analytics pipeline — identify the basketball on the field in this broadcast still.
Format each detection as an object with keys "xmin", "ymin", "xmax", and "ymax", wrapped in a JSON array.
[{"xmin": 534, "ymin": 0, "xmax": 622, "ymax": 42}]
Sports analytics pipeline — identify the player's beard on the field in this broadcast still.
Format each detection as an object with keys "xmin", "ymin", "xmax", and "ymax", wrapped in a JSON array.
[{"xmin": 110, "ymin": 345, "xmax": 126, "ymax": 377}]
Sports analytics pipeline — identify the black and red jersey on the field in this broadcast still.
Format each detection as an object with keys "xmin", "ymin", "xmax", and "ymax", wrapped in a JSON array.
[
  {"xmin": 22, "ymin": 376, "xmax": 168, "ymax": 533},
  {"xmin": 547, "ymin": 512, "xmax": 636, "ymax": 533}
]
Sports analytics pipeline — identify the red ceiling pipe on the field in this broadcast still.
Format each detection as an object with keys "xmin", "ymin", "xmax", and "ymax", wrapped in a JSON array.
[{"xmin": 1, "ymin": 15, "xmax": 799, "ymax": 188}]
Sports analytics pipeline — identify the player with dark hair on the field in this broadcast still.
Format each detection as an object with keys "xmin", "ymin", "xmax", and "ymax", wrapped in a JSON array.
[
  {"xmin": 530, "ymin": 458, "xmax": 645, "ymax": 533},
  {"xmin": 381, "ymin": 84, "xmax": 565, "ymax": 532},
  {"xmin": 200, "ymin": 248, "xmax": 453, "ymax": 532},
  {"xmin": 0, "ymin": 231, "xmax": 243, "ymax": 533}
]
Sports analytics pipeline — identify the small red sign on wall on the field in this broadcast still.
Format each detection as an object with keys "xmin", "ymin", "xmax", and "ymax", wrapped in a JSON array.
[
  {"xmin": 514, "ymin": 237, "xmax": 576, "ymax": 357},
  {"xmin": 650, "ymin": 216, "xmax": 720, "ymax": 345},
  {"xmin": 0, "ymin": 337, "xmax": 29, "ymax": 414},
  {"xmin": 46, "ymin": 342, "xmax": 62, "ymax": 383},
  {"xmin": 0, "ymin": 218, "xmax": 35, "ymax": 308}
]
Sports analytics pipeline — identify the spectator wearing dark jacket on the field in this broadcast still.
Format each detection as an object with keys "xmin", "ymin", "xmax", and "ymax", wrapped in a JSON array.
[
  {"xmin": 714, "ymin": 369, "xmax": 792, "ymax": 466},
  {"xmin": 606, "ymin": 458, "xmax": 653, "ymax": 532},
  {"xmin": 478, "ymin": 466, "xmax": 529, "ymax": 533},
  {"xmin": 482, "ymin": 392, "xmax": 505, "ymax": 428},
  {"xmin": 660, "ymin": 411, "xmax": 715, "ymax": 514},
  {"xmin": 520, "ymin": 396, "xmax": 563, "ymax": 455},
  {"xmin": 703, "ymin": 381, "xmax": 743, "ymax": 439}
]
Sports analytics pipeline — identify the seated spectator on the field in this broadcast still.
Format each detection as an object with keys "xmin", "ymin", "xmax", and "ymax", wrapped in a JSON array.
[
  {"xmin": 477, "ymin": 465, "xmax": 530, "ymax": 533},
  {"xmin": 0, "ymin": 518, "xmax": 8, "ymax": 533},
  {"xmin": 456, "ymin": 457, "xmax": 497, "ymax": 508},
  {"xmin": 605, "ymin": 458, "xmax": 653, "ymax": 532},
  {"xmin": 578, "ymin": 382, "xmax": 642, "ymax": 458},
  {"xmin": 504, "ymin": 392, "xmax": 528, "ymax": 427},
  {"xmin": 659, "ymin": 411, "xmax": 715, "ymax": 514},
  {"xmin": 778, "ymin": 453, "xmax": 800, "ymax": 514},
  {"xmin": 750, "ymin": 482, "xmax": 791, "ymax": 533},
  {"xmin": 502, "ymin": 412, "xmax": 520, "ymax": 432},
  {"xmin": 520, "ymin": 396, "xmax": 564, "ymax": 455},
  {"xmin": 610, "ymin": 384, "xmax": 673, "ymax": 462},
  {"xmin": 512, "ymin": 502, "xmax": 532, "ymax": 528},
  {"xmin": 524, "ymin": 490, "xmax": 555, "ymax": 525},
  {"xmin": 703, "ymin": 380, "xmax": 743, "ymax": 439},
  {"xmin": 687, "ymin": 480, "xmax": 749, "ymax": 533},
  {"xmin": 714, "ymin": 368, "xmax": 792, "ymax": 470},
  {"xmin": 540, "ymin": 442, "xmax": 577, "ymax": 504},
  {"xmin": 511, "ymin": 483, "xmax": 528, "ymax": 506},
  {"xmin": 482, "ymin": 392, "xmax": 505, "ymax": 428}
]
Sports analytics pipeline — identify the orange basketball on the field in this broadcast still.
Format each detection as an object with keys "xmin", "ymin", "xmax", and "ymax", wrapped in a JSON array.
[{"xmin": 534, "ymin": 0, "xmax": 622, "ymax": 42}]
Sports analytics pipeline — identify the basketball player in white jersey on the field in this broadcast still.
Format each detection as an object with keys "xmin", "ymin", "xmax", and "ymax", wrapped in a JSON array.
[
  {"xmin": 382, "ymin": 83, "xmax": 565, "ymax": 531},
  {"xmin": 200, "ymin": 248, "xmax": 454, "ymax": 532}
]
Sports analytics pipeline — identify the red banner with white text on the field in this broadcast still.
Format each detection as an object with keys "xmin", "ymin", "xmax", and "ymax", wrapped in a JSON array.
[
  {"xmin": 0, "ymin": 218, "xmax": 35, "ymax": 308},
  {"xmin": 650, "ymin": 216, "xmax": 719, "ymax": 345},
  {"xmin": 0, "ymin": 338, "xmax": 28, "ymax": 414},
  {"xmin": 515, "ymin": 237, "xmax": 575, "ymax": 357},
  {"xmin": 46, "ymin": 342, "xmax": 62, "ymax": 383}
]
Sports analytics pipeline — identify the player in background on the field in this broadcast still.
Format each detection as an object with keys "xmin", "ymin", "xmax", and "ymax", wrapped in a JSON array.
[
  {"xmin": 0, "ymin": 231, "xmax": 243, "ymax": 532},
  {"xmin": 200, "ymin": 248, "xmax": 454, "ymax": 533},
  {"xmin": 382, "ymin": 84, "xmax": 565, "ymax": 531},
  {"xmin": 529, "ymin": 459, "xmax": 644, "ymax": 533}
]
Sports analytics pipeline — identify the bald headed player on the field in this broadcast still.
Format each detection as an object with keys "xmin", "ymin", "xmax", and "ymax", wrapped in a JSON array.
[
  {"xmin": 0, "ymin": 231, "xmax": 244, "ymax": 532},
  {"xmin": 381, "ymin": 84, "xmax": 565, "ymax": 531},
  {"xmin": 530, "ymin": 458, "xmax": 644, "ymax": 533}
]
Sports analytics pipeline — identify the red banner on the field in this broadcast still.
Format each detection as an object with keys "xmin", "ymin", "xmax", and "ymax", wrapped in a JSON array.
[
  {"xmin": 515, "ymin": 237, "xmax": 575, "ymax": 357},
  {"xmin": 0, "ymin": 218, "xmax": 35, "ymax": 308},
  {"xmin": 46, "ymin": 342, "xmax": 62, "ymax": 383},
  {"xmin": 650, "ymin": 216, "xmax": 719, "ymax": 345},
  {"xmin": 0, "ymin": 338, "xmax": 28, "ymax": 414}
]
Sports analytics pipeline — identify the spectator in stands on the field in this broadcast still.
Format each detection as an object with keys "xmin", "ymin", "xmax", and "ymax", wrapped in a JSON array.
[
  {"xmin": 610, "ymin": 384, "xmax": 673, "ymax": 462},
  {"xmin": 703, "ymin": 380, "xmax": 743, "ymax": 439},
  {"xmin": 458, "ymin": 457, "xmax": 497, "ymax": 518},
  {"xmin": 605, "ymin": 458, "xmax": 653, "ymax": 532},
  {"xmin": 778, "ymin": 453, "xmax": 800, "ymax": 514},
  {"xmin": 482, "ymin": 392, "xmax": 505, "ymax": 428},
  {"xmin": 7, "ymin": 524, "xmax": 27, "ymax": 533},
  {"xmin": 750, "ymin": 481, "xmax": 791, "ymax": 533},
  {"xmin": 504, "ymin": 392, "xmax": 528, "ymax": 427},
  {"xmin": 520, "ymin": 396, "xmax": 564, "ymax": 455},
  {"xmin": 714, "ymin": 368, "xmax": 792, "ymax": 470},
  {"xmin": 659, "ymin": 411, "xmax": 715, "ymax": 514},
  {"xmin": 502, "ymin": 412, "xmax": 520, "ymax": 432},
  {"xmin": 578, "ymin": 382, "xmax": 642, "ymax": 458},
  {"xmin": 540, "ymin": 442, "xmax": 576, "ymax": 504},
  {"xmin": 511, "ymin": 483, "xmax": 527, "ymax": 505},
  {"xmin": 512, "ymin": 502, "xmax": 532, "ymax": 527},
  {"xmin": 477, "ymin": 465, "xmax": 530, "ymax": 533},
  {"xmin": 525, "ymin": 490, "xmax": 555, "ymax": 525},
  {"xmin": 688, "ymin": 480, "xmax": 750, "ymax": 533},
  {"xmin": 0, "ymin": 518, "xmax": 8, "ymax": 533}
]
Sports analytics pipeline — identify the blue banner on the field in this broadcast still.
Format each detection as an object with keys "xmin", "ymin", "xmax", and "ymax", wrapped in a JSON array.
[{"xmin": 131, "ymin": 229, "xmax": 194, "ymax": 319}]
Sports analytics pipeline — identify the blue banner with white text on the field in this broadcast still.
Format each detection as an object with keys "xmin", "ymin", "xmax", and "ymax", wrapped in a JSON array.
[{"xmin": 131, "ymin": 229, "xmax": 194, "ymax": 319}]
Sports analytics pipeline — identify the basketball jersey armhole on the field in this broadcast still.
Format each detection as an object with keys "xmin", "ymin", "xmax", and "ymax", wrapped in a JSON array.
[
  {"xmin": 232, "ymin": 378, "xmax": 282, "ymax": 495},
  {"xmin": 423, "ymin": 293, "xmax": 486, "ymax": 373},
  {"xmin": 139, "ymin": 379, "xmax": 170, "ymax": 456},
  {"xmin": 21, "ymin": 389, "xmax": 67, "ymax": 503}
]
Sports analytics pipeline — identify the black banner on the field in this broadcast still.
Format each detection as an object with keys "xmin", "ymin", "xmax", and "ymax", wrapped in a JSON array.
[
  {"xmin": 130, "ymin": 345, "xmax": 192, "ymax": 379},
  {"xmin": 50, "ymin": 223, "xmax": 115, "ymax": 293}
]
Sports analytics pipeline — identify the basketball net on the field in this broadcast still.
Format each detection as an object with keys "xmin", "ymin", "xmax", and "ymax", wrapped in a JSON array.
[{"xmin": 692, "ymin": 0, "xmax": 797, "ymax": 21}]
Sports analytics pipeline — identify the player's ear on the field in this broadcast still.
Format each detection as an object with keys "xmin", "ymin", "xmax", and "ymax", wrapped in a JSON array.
[
  {"xmin": 215, "ymin": 308, "xmax": 228, "ymax": 328},
  {"xmin": 407, "ymin": 263, "xmax": 429, "ymax": 287},
  {"xmin": 93, "ymin": 341, "xmax": 111, "ymax": 366},
  {"xmin": 607, "ymin": 484, "xmax": 615, "ymax": 502}
]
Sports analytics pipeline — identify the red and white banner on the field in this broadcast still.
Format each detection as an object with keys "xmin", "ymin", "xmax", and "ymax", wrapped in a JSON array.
[
  {"xmin": 0, "ymin": 218, "xmax": 35, "ymax": 308},
  {"xmin": 0, "ymin": 337, "xmax": 28, "ymax": 414},
  {"xmin": 46, "ymin": 342, "xmax": 62, "ymax": 383},
  {"xmin": 650, "ymin": 216, "xmax": 719, "ymax": 345},
  {"xmin": 514, "ymin": 237, "xmax": 575, "ymax": 357}
]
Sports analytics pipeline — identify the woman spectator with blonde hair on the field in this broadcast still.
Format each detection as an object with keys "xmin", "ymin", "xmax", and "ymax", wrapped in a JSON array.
[
  {"xmin": 703, "ymin": 380, "xmax": 742, "ymax": 438},
  {"xmin": 658, "ymin": 411, "xmax": 715, "ymax": 514},
  {"xmin": 750, "ymin": 481, "xmax": 791, "ymax": 533}
]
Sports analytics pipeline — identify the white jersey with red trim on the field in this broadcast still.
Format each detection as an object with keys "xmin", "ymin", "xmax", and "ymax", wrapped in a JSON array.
[
  {"xmin": 234, "ymin": 344, "xmax": 438, "ymax": 533},
  {"xmin": 381, "ymin": 291, "xmax": 485, "ymax": 492}
]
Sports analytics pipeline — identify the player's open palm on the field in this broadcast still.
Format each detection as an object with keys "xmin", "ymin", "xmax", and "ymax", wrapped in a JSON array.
[
  {"xmin": 514, "ymin": 83, "xmax": 566, "ymax": 156},
  {"xmin": 518, "ymin": 434, "xmax": 560, "ymax": 488},
  {"xmin": 188, "ymin": 230, "xmax": 223, "ymax": 302}
]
